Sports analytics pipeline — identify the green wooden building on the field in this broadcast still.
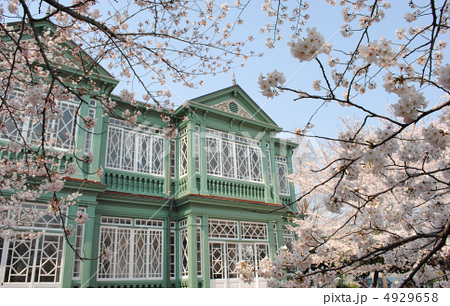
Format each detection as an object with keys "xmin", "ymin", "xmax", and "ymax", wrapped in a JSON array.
[{"xmin": 0, "ymin": 23, "xmax": 298, "ymax": 288}]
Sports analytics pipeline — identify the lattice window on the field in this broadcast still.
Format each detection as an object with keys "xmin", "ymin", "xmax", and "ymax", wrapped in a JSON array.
[
  {"xmin": 205, "ymin": 128, "xmax": 264, "ymax": 183},
  {"xmin": 148, "ymin": 230, "xmax": 163, "ymax": 278},
  {"xmin": 105, "ymin": 124, "xmax": 165, "ymax": 175},
  {"xmin": 1, "ymin": 233, "xmax": 64, "ymax": 284},
  {"xmin": 221, "ymin": 140, "xmax": 235, "ymax": 178},
  {"xmin": 208, "ymin": 242, "xmax": 269, "ymax": 280},
  {"xmin": 179, "ymin": 136, "xmax": 188, "ymax": 177},
  {"xmin": 137, "ymin": 134, "xmax": 151, "ymax": 173},
  {"xmin": 98, "ymin": 227, "xmax": 116, "ymax": 279},
  {"xmin": 209, "ymin": 242, "xmax": 224, "ymax": 279},
  {"xmin": 206, "ymin": 137, "xmax": 221, "ymax": 176},
  {"xmin": 3, "ymin": 238, "xmax": 36, "ymax": 283},
  {"xmin": 235, "ymin": 143, "xmax": 249, "ymax": 180},
  {"xmin": 241, "ymin": 222, "xmax": 268, "ymax": 240},
  {"xmin": 133, "ymin": 229, "xmax": 147, "ymax": 279},
  {"xmin": 34, "ymin": 234, "xmax": 65, "ymax": 283},
  {"xmin": 105, "ymin": 127, "xmax": 122, "ymax": 169},
  {"xmin": 249, "ymin": 147, "xmax": 263, "ymax": 182},
  {"xmin": 240, "ymin": 244, "xmax": 256, "ymax": 266},
  {"xmin": 180, "ymin": 228, "xmax": 188, "ymax": 277},
  {"xmin": 83, "ymin": 108, "xmax": 96, "ymax": 154},
  {"xmin": 115, "ymin": 229, "xmax": 131, "ymax": 278},
  {"xmin": 283, "ymin": 236, "xmax": 295, "ymax": 249},
  {"xmin": 121, "ymin": 132, "xmax": 135, "ymax": 172},
  {"xmin": 98, "ymin": 226, "xmax": 163, "ymax": 280},
  {"xmin": 283, "ymin": 225, "xmax": 295, "ymax": 249},
  {"xmin": 52, "ymin": 102, "xmax": 78, "ymax": 150},
  {"xmin": 0, "ymin": 95, "xmax": 78, "ymax": 151},
  {"xmin": 256, "ymin": 244, "xmax": 269, "ymax": 262},
  {"xmin": 16, "ymin": 203, "xmax": 62, "ymax": 229},
  {"xmin": 276, "ymin": 161, "xmax": 290, "ymax": 195},
  {"xmin": 151, "ymin": 137, "xmax": 164, "ymax": 176},
  {"xmin": 72, "ymin": 208, "xmax": 86, "ymax": 280},
  {"xmin": 208, "ymin": 219, "xmax": 238, "ymax": 239},
  {"xmin": 226, "ymin": 243, "xmax": 239, "ymax": 279}
]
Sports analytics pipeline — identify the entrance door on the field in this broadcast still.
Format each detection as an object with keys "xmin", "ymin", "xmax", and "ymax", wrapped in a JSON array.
[{"xmin": 209, "ymin": 242, "xmax": 268, "ymax": 288}]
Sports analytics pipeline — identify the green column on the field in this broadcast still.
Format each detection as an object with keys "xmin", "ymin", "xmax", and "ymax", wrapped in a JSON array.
[
  {"xmin": 80, "ymin": 206, "xmax": 97, "ymax": 288},
  {"xmin": 276, "ymin": 220, "xmax": 284, "ymax": 250},
  {"xmin": 163, "ymin": 217, "xmax": 171, "ymax": 287},
  {"xmin": 92, "ymin": 102, "xmax": 109, "ymax": 182},
  {"xmin": 164, "ymin": 138, "xmax": 172, "ymax": 196},
  {"xmin": 269, "ymin": 141, "xmax": 281, "ymax": 204},
  {"xmin": 200, "ymin": 215, "xmax": 210, "ymax": 288},
  {"xmin": 186, "ymin": 121, "xmax": 199, "ymax": 194},
  {"xmin": 187, "ymin": 214, "xmax": 198, "ymax": 287},
  {"xmin": 260, "ymin": 139, "xmax": 272, "ymax": 203},
  {"xmin": 61, "ymin": 205, "xmax": 78, "ymax": 288},
  {"xmin": 199, "ymin": 124, "xmax": 209, "ymax": 195},
  {"xmin": 267, "ymin": 220, "xmax": 276, "ymax": 261},
  {"xmin": 73, "ymin": 95, "xmax": 89, "ymax": 180}
]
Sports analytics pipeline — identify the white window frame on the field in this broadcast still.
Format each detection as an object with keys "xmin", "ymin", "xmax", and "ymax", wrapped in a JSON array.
[
  {"xmin": 0, "ymin": 203, "xmax": 65, "ymax": 287},
  {"xmin": 0, "ymin": 93, "xmax": 79, "ymax": 152},
  {"xmin": 276, "ymin": 160, "xmax": 290, "ymax": 195},
  {"xmin": 205, "ymin": 128, "xmax": 264, "ymax": 183},
  {"xmin": 97, "ymin": 225, "xmax": 164, "ymax": 280},
  {"xmin": 105, "ymin": 120, "xmax": 165, "ymax": 176},
  {"xmin": 72, "ymin": 207, "xmax": 86, "ymax": 280}
]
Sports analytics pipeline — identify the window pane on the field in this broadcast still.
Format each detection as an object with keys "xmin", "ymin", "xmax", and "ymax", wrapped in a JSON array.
[
  {"xmin": 235, "ymin": 144, "xmax": 249, "ymax": 180},
  {"xmin": 106, "ymin": 127, "xmax": 122, "ymax": 169},
  {"xmin": 221, "ymin": 140, "xmax": 234, "ymax": 178},
  {"xmin": 121, "ymin": 131, "xmax": 135, "ymax": 172},
  {"xmin": 179, "ymin": 136, "xmax": 188, "ymax": 176},
  {"xmin": 151, "ymin": 137, "xmax": 164, "ymax": 175},
  {"xmin": 133, "ymin": 230, "xmax": 147, "ymax": 278},
  {"xmin": 54, "ymin": 102, "xmax": 77, "ymax": 150},
  {"xmin": 249, "ymin": 147, "xmax": 263, "ymax": 182},
  {"xmin": 98, "ymin": 227, "xmax": 116, "ymax": 279},
  {"xmin": 206, "ymin": 137, "xmax": 221, "ymax": 176},
  {"xmin": 276, "ymin": 162, "xmax": 290, "ymax": 195},
  {"xmin": 137, "ymin": 134, "xmax": 151, "ymax": 173}
]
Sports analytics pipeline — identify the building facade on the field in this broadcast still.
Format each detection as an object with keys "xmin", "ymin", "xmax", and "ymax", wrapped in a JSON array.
[{"xmin": 0, "ymin": 23, "xmax": 298, "ymax": 288}]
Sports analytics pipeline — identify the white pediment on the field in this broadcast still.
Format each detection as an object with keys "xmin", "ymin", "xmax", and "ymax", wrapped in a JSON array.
[{"xmin": 211, "ymin": 99, "xmax": 255, "ymax": 120}]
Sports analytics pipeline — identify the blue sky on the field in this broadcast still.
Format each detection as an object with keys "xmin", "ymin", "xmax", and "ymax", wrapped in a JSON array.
[{"xmin": 107, "ymin": 1, "xmax": 449, "ymax": 140}]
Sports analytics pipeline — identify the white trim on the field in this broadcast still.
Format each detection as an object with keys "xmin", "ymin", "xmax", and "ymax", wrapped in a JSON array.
[
  {"xmin": 105, "ymin": 125, "xmax": 166, "ymax": 176},
  {"xmin": 97, "ymin": 226, "xmax": 164, "ymax": 281}
]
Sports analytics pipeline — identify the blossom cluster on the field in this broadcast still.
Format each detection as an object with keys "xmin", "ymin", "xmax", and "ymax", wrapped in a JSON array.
[
  {"xmin": 288, "ymin": 27, "xmax": 331, "ymax": 62},
  {"xmin": 257, "ymin": 70, "xmax": 286, "ymax": 98},
  {"xmin": 250, "ymin": 0, "xmax": 450, "ymax": 288}
]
